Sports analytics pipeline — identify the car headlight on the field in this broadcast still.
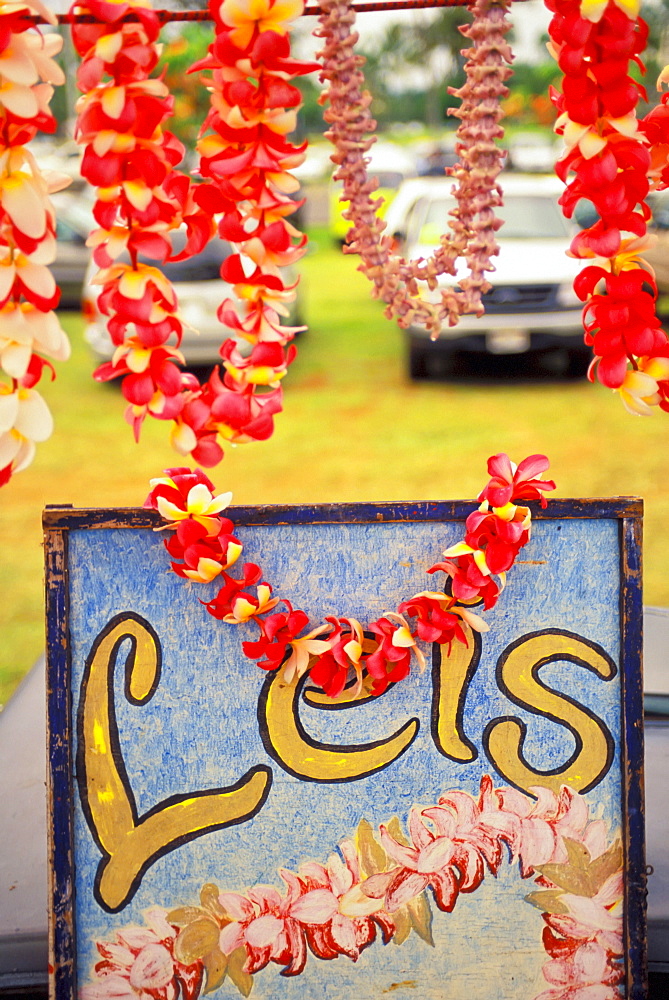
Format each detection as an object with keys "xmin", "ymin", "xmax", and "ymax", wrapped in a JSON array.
[{"xmin": 556, "ymin": 281, "xmax": 581, "ymax": 308}]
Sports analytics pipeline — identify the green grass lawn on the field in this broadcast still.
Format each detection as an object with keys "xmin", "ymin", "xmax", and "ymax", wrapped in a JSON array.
[{"xmin": 1, "ymin": 226, "xmax": 668, "ymax": 706}]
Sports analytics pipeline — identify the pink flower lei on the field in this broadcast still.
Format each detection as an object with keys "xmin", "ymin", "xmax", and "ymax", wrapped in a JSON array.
[
  {"xmin": 145, "ymin": 452, "xmax": 556, "ymax": 699},
  {"xmin": 316, "ymin": 0, "xmax": 513, "ymax": 336}
]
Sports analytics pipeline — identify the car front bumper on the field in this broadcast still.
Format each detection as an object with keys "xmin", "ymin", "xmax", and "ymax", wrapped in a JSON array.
[{"xmin": 407, "ymin": 307, "xmax": 585, "ymax": 353}]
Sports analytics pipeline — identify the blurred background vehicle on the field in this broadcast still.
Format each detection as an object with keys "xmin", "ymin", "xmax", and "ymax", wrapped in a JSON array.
[
  {"xmin": 50, "ymin": 191, "xmax": 94, "ymax": 311},
  {"xmin": 415, "ymin": 138, "xmax": 458, "ymax": 176},
  {"xmin": 382, "ymin": 173, "xmax": 588, "ymax": 379},
  {"xmin": 329, "ymin": 140, "xmax": 416, "ymax": 243},
  {"xmin": 506, "ymin": 131, "xmax": 560, "ymax": 173}
]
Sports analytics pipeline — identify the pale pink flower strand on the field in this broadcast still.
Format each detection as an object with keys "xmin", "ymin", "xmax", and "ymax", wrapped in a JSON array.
[{"xmin": 316, "ymin": 0, "xmax": 512, "ymax": 337}]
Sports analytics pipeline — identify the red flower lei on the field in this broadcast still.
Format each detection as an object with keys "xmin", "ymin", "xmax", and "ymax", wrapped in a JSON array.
[
  {"xmin": 145, "ymin": 453, "xmax": 556, "ymax": 698},
  {"xmin": 182, "ymin": 0, "xmax": 319, "ymax": 466},
  {"xmin": 546, "ymin": 0, "xmax": 669, "ymax": 414},
  {"xmin": 71, "ymin": 0, "xmax": 216, "ymax": 450},
  {"xmin": 71, "ymin": 0, "xmax": 316, "ymax": 467}
]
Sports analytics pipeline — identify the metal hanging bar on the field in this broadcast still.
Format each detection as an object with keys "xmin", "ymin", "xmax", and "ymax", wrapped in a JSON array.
[{"xmin": 37, "ymin": 0, "xmax": 531, "ymax": 25}]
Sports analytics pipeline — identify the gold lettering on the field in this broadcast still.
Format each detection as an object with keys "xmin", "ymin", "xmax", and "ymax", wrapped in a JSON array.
[
  {"xmin": 258, "ymin": 668, "xmax": 419, "ymax": 782},
  {"xmin": 302, "ymin": 674, "xmax": 376, "ymax": 707},
  {"xmin": 483, "ymin": 629, "xmax": 615, "ymax": 796},
  {"xmin": 431, "ymin": 624, "xmax": 480, "ymax": 763},
  {"xmin": 78, "ymin": 613, "xmax": 272, "ymax": 912}
]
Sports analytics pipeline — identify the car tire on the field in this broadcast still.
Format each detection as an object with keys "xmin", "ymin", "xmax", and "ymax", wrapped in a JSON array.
[
  {"xmin": 565, "ymin": 348, "xmax": 591, "ymax": 380},
  {"xmin": 408, "ymin": 341, "xmax": 428, "ymax": 379}
]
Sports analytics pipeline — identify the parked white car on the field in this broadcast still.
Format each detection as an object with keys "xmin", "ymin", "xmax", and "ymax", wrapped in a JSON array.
[{"xmin": 382, "ymin": 174, "xmax": 587, "ymax": 378}]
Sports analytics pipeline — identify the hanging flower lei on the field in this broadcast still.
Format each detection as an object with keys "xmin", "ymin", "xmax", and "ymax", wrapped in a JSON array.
[
  {"xmin": 178, "ymin": 0, "xmax": 319, "ymax": 466},
  {"xmin": 69, "ymin": 0, "xmax": 517, "ymax": 470},
  {"xmin": 70, "ymin": 0, "xmax": 218, "ymax": 456},
  {"xmin": 546, "ymin": 0, "xmax": 669, "ymax": 414},
  {"xmin": 71, "ymin": 0, "xmax": 317, "ymax": 468},
  {"xmin": 80, "ymin": 775, "xmax": 624, "ymax": 999},
  {"xmin": 316, "ymin": 0, "xmax": 514, "ymax": 336},
  {"xmin": 144, "ymin": 453, "xmax": 555, "ymax": 698},
  {"xmin": 0, "ymin": 0, "xmax": 71, "ymax": 487}
]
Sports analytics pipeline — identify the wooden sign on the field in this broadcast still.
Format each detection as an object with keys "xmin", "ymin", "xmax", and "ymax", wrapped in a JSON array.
[{"xmin": 44, "ymin": 499, "xmax": 646, "ymax": 1000}]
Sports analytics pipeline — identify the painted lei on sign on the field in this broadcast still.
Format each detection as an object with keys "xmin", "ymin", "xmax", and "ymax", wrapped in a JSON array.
[
  {"xmin": 80, "ymin": 775, "xmax": 624, "ymax": 999},
  {"xmin": 144, "ymin": 453, "xmax": 555, "ymax": 699}
]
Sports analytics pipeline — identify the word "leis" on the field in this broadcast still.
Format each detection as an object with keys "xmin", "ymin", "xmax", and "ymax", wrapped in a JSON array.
[{"xmin": 145, "ymin": 454, "xmax": 555, "ymax": 698}]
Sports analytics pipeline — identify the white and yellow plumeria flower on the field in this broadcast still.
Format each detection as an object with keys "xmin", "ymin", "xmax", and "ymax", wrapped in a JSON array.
[
  {"xmin": 0, "ymin": 384, "xmax": 53, "ymax": 474},
  {"xmin": 0, "ymin": 302, "xmax": 70, "ymax": 378},
  {"xmin": 155, "ymin": 481, "xmax": 234, "ymax": 531}
]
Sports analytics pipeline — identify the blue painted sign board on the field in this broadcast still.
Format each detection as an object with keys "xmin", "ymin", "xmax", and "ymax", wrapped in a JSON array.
[{"xmin": 44, "ymin": 499, "xmax": 646, "ymax": 1000}]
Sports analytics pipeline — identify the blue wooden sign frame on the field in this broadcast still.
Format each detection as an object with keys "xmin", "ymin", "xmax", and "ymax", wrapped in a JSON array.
[{"xmin": 44, "ymin": 498, "xmax": 646, "ymax": 1000}]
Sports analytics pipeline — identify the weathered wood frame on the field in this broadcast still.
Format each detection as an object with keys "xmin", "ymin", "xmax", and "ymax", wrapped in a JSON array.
[{"xmin": 44, "ymin": 497, "xmax": 646, "ymax": 999}]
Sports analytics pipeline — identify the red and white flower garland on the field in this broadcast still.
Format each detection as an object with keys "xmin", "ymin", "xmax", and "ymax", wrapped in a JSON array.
[
  {"xmin": 144, "ymin": 453, "xmax": 555, "ymax": 698},
  {"xmin": 70, "ymin": 0, "xmax": 216, "ymax": 456},
  {"xmin": 179, "ymin": 0, "xmax": 319, "ymax": 466},
  {"xmin": 546, "ymin": 0, "xmax": 669, "ymax": 414},
  {"xmin": 71, "ymin": 0, "xmax": 316, "ymax": 468},
  {"xmin": 80, "ymin": 775, "xmax": 624, "ymax": 999},
  {"xmin": 0, "ymin": 0, "xmax": 71, "ymax": 487}
]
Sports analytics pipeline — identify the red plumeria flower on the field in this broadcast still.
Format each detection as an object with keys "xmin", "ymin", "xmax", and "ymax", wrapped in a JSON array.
[
  {"xmin": 398, "ymin": 593, "xmax": 488, "ymax": 647},
  {"xmin": 243, "ymin": 602, "xmax": 331, "ymax": 677},
  {"xmin": 429, "ymin": 557, "xmax": 503, "ymax": 610},
  {"xmin": 202, "ymin": 563, "xmax": 279, "ymax": 623},
  {"xmin": 203, "ymin": 369, "xmax": 284, "ymax": 445},
  {"xmin": 145, "ymin": 469, "xmax": 232, "ymax": 532},
  {"xmin": 308, "ymin": 616, "xmax": 366, "ymax": 698},
  {"xmin": 478, "ymin": 453, "xmax": 556, "ymax": 508},
  {"xmin": 163, "ymin": 517, "xmax": 242, "ymax": 583},
  {"xmin": 461, "ymin": 506, "xmax": 530, "ymax": 575},
  {"xmin": 363, "ymin": 616, "xmax": 417, "ymax": 697}
]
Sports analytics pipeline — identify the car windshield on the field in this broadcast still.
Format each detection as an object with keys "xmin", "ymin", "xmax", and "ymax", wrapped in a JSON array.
[{"xmin": 419, "ymin": 195, "xmax": 571, "ymax": 242}]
